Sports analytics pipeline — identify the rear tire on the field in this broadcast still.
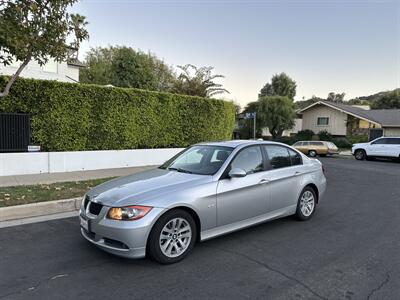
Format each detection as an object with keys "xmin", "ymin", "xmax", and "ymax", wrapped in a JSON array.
[
  {"xmin": 147, "ymin": 209, "xmax": 197, "ymax": 264},
  {"xmin": 295, "ymin": 187, "xmax": 317, "ymax": 221},
  {"xmin": 354, "ymin": 149, "xmax": 366, "ymax": 160},
  {"xmin": 308, "ymin": 150, "xmax": 317, "ymax": 157}
]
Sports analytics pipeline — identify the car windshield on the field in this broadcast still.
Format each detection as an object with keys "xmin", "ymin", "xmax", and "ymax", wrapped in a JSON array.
[{"xmin": 159, "ymin": 145, "xmax": 233, "ymax": 175}]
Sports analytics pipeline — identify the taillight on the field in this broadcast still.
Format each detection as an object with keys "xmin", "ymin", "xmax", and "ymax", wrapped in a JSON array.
[{"xmin": 322, "ymin": 165, "xmax": 326, "ymax": 175}]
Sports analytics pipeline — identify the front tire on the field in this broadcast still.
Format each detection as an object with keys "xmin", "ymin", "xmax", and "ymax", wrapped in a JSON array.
[
  {"xmin": 296, "ymin": 187, "xmax": 317, "ymax": 221},
  {"xmin": 354, "ymin": 149, "xmax": 366, "ymax": 160},
  {"xmin": 147, "ymin": 209, "xmax": 197, "ymax": 264}
]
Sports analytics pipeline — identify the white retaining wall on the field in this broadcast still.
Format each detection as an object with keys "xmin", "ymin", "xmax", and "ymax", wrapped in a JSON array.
[{"xmin": 0, "ymin": 148, "xmax": 184, "ymax": 176}]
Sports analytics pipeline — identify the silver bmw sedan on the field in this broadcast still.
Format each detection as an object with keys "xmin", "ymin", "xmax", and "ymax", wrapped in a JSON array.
[{"xmin": 80, "ymin": 140, "xmax": 327, "ymax": 264}]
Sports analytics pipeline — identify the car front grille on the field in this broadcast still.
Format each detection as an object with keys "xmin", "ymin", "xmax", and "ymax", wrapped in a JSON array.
[
  {"xmin": 84, "ymin": 195, "xmax": 103, "ymax": 216},
  {"xmin": 88, "ymin": 201, "xmax": 103, "ymax": 215}
]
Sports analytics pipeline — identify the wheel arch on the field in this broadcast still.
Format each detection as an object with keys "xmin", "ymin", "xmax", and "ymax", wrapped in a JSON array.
[
  {"xmin": 148, "ymin": 205, "xmax": 202, "ymax": 244},
  {"xmin": 304, "ymin": 183, "xmax": 319, "ymax": 203},
  {"xmin": 354, "ymin": 148, "xmax": 367, "ymax": 154}
]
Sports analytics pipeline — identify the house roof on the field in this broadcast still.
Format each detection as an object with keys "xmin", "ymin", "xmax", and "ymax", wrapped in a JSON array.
[
  {"xmin": 366, "ymin": 109, "xmax": 400, "ymax": 127},
  {"xmin": 298, "ymin": 100, "xmax": 400, "ymax": 127},
  {"xmin": 67, "ymin": 58, "xmax": 86, "ymax": 68}
]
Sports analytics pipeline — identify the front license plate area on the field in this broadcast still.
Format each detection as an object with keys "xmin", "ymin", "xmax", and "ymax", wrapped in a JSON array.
[{"xmin": 80, "ymin": 216, "xmax": 90, "ymax": 232}]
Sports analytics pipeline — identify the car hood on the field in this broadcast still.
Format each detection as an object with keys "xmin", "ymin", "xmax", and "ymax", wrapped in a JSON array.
[
  {"xmin": 86, "ymin": 168, "xmax": 211, "ymax": 207},
  {"xmin": 352, "ymin": 142, "xmax": 369, "ymax": 147}
]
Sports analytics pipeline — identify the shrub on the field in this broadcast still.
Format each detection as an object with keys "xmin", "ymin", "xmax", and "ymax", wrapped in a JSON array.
[
  {"xmin": 347, "ymin": 135, "xmax": 368, "ymax": 145},
  {"xmin": 296, "ymin": 129, "xmax": 314, "ymax": 140},
  {"xmin": 273, "ymin": 136, "xmax": 298, "ymax": 145},
  {"xmin": 0, "ymin": 76, "xmax": 235, "ymax": 151},
  {"xmin": 332, "ymin": 137, "xmax": 352, "ymax": 149},
  {"xmin": 318, "ymin": 130, "xmax": 333, "ymax": 141}
]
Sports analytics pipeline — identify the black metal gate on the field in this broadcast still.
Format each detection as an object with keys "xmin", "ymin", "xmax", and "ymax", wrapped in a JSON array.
[
  {"xmin": 0, "ymin": 113, "xmax": 30, "ymax": 152},
  {"xmin": 368, "ymin": 128, "xmax": 383, "ymax": 141}
]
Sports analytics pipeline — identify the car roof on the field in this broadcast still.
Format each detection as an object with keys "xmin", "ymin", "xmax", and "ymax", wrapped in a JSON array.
[{"xmin": 196, "ymin": 140, "xmax": 288, "ymax": 148}]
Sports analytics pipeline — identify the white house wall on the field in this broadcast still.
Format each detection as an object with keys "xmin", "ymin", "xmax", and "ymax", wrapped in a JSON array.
[
  {"xmin": 262, "ymin": 118, "xmax": 302, "ymax": 137},
  {"xmin": 0, "ymin": 59, "xmax": 79, "ymax": 83},
  {"xmin": 0, "ymin": 148, "xmax": 184, "ymax": 176},
  {"xmin": 301, "ymin": 104, "xmax": 348, "ymax": 135}
]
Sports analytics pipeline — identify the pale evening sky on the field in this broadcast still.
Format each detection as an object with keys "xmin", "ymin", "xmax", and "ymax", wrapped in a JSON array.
[{"xmin": 72, "ymin": 0, "xmax": 400, "ymax": 108}]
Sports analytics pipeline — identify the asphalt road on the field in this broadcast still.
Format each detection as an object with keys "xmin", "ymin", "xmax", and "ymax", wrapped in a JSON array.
[{"xmin": 1, "ymin": 157, "xmax": 399, "ymax": 300}]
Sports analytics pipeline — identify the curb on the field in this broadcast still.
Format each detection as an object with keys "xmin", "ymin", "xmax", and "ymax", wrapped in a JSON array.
[{"xmin": 0, "ymin": 197, "xmax": 82, "ymax": 222}]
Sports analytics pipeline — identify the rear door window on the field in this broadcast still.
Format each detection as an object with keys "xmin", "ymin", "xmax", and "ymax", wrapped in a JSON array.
[
  {"xmin": 386, "ymin": 138, "xmax": 400, "ymax": 145},
  {"xmin": 310, "ymin": 141, "xmax": 324, "ymax": 146},
  {"xmin": 264, "ymin": 145, "xmax": 291, "ymax": 169}
]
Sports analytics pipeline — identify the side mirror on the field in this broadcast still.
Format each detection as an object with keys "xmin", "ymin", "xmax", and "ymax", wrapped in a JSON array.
[{"xmin": 229, "ymin": 168, "xmax": 247, "ymax": 178}]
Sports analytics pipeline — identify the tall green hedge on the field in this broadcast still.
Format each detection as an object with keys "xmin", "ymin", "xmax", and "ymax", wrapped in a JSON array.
[{"xmin": 0, "ymin": 77, "xmax": 235, "ymax": 151}]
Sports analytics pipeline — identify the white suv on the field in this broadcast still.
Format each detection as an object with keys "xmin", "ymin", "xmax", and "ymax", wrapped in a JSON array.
[{"xmin": 352, "ymin": 137, "xmax": 400, "ymax": 160}]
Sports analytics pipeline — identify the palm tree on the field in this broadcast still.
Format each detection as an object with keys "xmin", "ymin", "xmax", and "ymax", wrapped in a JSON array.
[
  {"xmin": 173, "ymin": 64, "xmax": 229, "ymax": 98},
  {"xmin": 69, "ymin": 14, "xmax": 89, "ymax": 59}
]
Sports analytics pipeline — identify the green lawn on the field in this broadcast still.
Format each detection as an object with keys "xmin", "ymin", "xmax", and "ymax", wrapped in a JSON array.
[{"xmin": 0, "ymin": 177, "xmax": 116, "ymax": 207}]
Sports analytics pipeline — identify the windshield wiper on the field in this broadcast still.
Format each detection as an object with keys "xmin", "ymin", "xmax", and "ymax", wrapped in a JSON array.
[{"xmin": 167, "ymin": 167, "xmax": 193, "ymax": 174}]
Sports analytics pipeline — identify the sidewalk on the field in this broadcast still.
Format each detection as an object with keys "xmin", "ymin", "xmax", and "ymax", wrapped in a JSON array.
[
  {"xmin": 339, "ymin": 150, "xmax": 352, "ymax": 156},
  {"xmin": 0, "ymin": 165, "xmax": 156, "ymax": 187}
]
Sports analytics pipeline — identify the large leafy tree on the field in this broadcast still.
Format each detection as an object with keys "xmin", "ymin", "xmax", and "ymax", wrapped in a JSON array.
[
  {"xmin": 258, "ymin": 96, "xmax": 295, "ymax": 138},
  {"xmin": 259, "ymin": 72, "xmax": 297, "ymax": 100},
  {"xmin": 370, "ymin": 89, "xmax": 400, "ymax": 109},
  {"xmin": 80, "ymin": 46, "xmax": 176, "ymax": 92},
  {"xmin": 79, "ymin": 47, "xmax": 115, "ymax": 85},
  {"xmin": 0, "ymin": 0, "xmax": 88, "ymax": 97},
  {"xmin": 326, "ymin": 92, "xmax": 345, "ymax": 103},
  {"xmin": 173, "ymin": 64, "xmax": 229, "ymax": 98}
]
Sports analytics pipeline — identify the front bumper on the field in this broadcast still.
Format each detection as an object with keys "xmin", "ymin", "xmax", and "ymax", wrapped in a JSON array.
[{"xmin": 80, "ymin": 205, "xmax": 165, "ymax": 259}]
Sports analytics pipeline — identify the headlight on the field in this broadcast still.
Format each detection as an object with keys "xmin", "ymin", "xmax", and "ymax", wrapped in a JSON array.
[{"xmin": 107, "ymin": 205, "xmax": 152, "ymax": 221}]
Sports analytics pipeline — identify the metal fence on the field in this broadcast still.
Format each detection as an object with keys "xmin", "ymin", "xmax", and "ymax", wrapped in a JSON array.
[{"xmin": 0, "ymin": 113, "xmax": 30, "ymax": 152}]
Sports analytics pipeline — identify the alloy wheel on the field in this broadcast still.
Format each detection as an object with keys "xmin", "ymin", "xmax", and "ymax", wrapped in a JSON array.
[
  {"xmin": 300, "ymin": 190, "xmax": 315, "ymax": 217},
  {"xmin": 355, "ymin": 150, "xmax": 365, "ymax": 160},
  {"xmin": 159, "ymin": 217, "xmax": 192, "ymax": 258}
]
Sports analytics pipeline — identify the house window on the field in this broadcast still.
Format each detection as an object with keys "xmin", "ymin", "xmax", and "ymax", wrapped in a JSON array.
[
  {"xmin": 359, "ymin": 119, "xmax": 370, "ymax": 129},
  {"xmin": 317, "ymin": 117, "xmax": 329, "ymax": 126}
]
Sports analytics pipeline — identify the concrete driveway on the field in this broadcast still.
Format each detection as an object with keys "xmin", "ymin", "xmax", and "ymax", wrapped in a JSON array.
[{"xmin": 0, "ymin": 157, "xmax": 399, "ymax": 299}]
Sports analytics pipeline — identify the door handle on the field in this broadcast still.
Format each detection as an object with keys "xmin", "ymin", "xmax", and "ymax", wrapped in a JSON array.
[
  {"xmin": 259, "ymin": 179, "xmax": 269, "ymax": 184},
  {"xmin": 294, "ymin": 171, "xmax": 302, "ymax": 176}
]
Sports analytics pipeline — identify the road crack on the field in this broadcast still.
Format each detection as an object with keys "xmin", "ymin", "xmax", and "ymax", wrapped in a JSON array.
[
  {"xmin": 213, "ymin": 246, "xmax": 328, "ymax": 300},
  {"xmin": 366, "ymin": 272, "xmax": 390, "ymax": 300}
]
